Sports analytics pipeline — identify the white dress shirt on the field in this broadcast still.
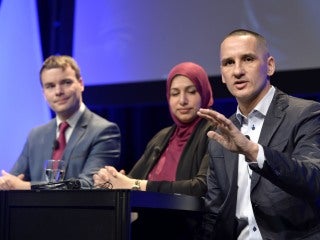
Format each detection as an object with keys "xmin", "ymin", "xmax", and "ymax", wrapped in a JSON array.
[{"xmin": 235, "ymin": 86, "xmax": 275, "ymax": 240}]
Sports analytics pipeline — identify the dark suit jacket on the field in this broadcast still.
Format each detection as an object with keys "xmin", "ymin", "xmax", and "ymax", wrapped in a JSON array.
[
  {"xmin": 201, "ymin": 89, "xmax": 320, "ymax": 239},
  {"xmin": 10, "ymin": 108, "xmax": 121, "ymax": 188},
  {"xmin": 129, "ymin": 118, "xmax": 213, "ymax": 197}
]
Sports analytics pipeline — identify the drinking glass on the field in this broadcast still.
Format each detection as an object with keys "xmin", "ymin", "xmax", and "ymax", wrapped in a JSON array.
[{"xmin": 44, "ymin": 159, "xmax": 66, "ymax": 183}]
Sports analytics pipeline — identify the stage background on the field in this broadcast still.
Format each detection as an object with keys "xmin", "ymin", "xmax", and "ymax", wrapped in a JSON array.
[
  {"xmin": 0, "ymin": 0, "xmax": 50, "ymax": 171},
  {"xmin": 73, "ymin": 0, "xmax": 320, "ymax": 85}
]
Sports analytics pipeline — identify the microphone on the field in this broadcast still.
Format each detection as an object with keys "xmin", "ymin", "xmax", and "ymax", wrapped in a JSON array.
[
  {"xmin": 31, "ymin": 178, "xmax": 81, "ymax": 190},
  {"xmin": 52, "ymin": 139, "xmax": 59, "ymax": 150},
  {"xmin": 152, "ymin": 146, "xmax": 161, "ymax": 160},
  {"xmin": 154, "ymin": 146, "xmax": 161, "ymax": 154},
  {"xmin": 66, "ymin": 178, "xmax": 81, "ymax": 190}
]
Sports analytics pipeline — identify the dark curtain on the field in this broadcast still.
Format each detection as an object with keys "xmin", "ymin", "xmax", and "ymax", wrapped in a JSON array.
[{"xmin": 37, "ymin": 0, "xmax": 74, "ymax": 59}]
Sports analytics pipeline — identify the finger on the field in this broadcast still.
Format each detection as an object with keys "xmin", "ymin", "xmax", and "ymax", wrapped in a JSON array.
[
  {"xmin": 100, "ymin": 175, "xmax": 110, "ymax": 182},
  {"xmin": 197, "ymin": 111, "xmax": 215, "ymax": 122},
  {"xmin": 197, "ymin": 109, "xmax": 222, "ymax": 127},
  {"xmin": 0, "ymin": 177, "xmax": 5, "ymax": 189},
  {"xmin": 95, "ymin": 174, "xmax": 108, "ymax": 182},
  {"xmin": 0, "ymin": 177, "xmax": 10, "ymax": 190},
  {"xmin": 17, "ymin": 174, "xmax": 25, "ymax": 180},
  {"xmin": 207, "ymin": 129, "xmax": 229, "ymax": 144},
  {"xmin": 207, "ymin": 130, "xmax": 219, "ymax": 140},
  {"xmin": 96, "ymin": 170, "xmax": 110, "ymax": 182},
  {"xmin": 1, "ymin": 170, "xmax": 9, "ymax": 176},
  {"xmin": 98, "ymin": 168, "xmax": 108, "ymax": 176},
  {"xmin": 106, "ymin": 166, "xmax": 118, "ymax": 177},
  {"xmin": 93, "ymin": 181, "xmax": 102, "ymax": 188},
  {"xmin": 106, "ymin": 166, "xmax": 116, "ymax": 172},
  {"xmin": 92, "ymin": 174, "xmax": 100, "ymax": 182},
  {"xmin": 213, "ymin": 112, "xmax": 233, "ymax": 128},
  {"xmin": 93, "ymin": 175, "xmax": 105, "ymax": 186}
]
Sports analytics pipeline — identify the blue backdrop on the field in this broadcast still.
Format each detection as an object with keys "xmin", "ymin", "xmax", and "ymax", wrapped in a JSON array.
[{"xmin": 0, "ymin": 0, "xmax": 50, "ymax": 171}]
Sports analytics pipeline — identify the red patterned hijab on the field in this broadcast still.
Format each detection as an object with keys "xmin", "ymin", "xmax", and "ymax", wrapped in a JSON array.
[{"xmin": 148, "ymin": 62, "xmax": 214, "ymax": 181}]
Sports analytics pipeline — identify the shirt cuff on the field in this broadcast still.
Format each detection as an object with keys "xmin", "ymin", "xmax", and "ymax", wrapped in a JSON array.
[{"xmin": 254, "ymin": 144, "xmax": 265, "ymax": 169}]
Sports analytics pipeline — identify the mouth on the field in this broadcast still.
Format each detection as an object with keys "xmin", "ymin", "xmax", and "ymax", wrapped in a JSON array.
[
  {"xmin": 55, "ymin": 98, "xmax": 69, "ymax": 105},
  {"xmin": 234, "ymin": 80, "xmax": 248, "ymax": 89},
  {"xmin": 178, "ymin": 108, "xmax": 192, "ymax": 114}
]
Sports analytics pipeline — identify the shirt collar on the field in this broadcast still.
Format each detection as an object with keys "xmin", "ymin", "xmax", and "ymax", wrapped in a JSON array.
[
  {"xmin": 236, "ymin": 86, "xmax": 275, "ymax": 125},
  {"xmin": 56, "ymin": 102, "xmax": 86, "ymax": 128}
]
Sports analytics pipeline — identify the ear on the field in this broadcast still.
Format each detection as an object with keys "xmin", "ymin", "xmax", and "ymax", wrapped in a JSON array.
[
  {"xmin": 267, "ymin": 56, "xmax": 275, "ymax": 76},
  {"xmin": 42, "ymin": 89, "xmax": 48, "ymax": 102},
  {"xmin": 79, "ymin": 77, "xmax": 85, "ymax": 92},
  {"xmin": 220, "ymin": 66, "xmax": 226, "ymax": 84}
]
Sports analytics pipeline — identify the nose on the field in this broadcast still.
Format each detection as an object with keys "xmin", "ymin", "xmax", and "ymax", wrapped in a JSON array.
[
  {"xmin": 54, "ymin": 84, "xmax": 63, "ymax": 95},
  {"xmin": 179, "ymin": 92, "xmax": 188, "ymax": 105},
  {"xmin": 233, "ymin": 62, "xmax": 245, "ymax": 78}
]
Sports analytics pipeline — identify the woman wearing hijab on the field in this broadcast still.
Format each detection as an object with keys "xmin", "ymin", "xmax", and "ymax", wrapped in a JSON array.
[
  {"xmin": 94, "ymin": 61, "xmax": 214, "ymax": 196},
  {"xmin": 93, "ymin": 62, "xmax": 214, "ymax": 240}
]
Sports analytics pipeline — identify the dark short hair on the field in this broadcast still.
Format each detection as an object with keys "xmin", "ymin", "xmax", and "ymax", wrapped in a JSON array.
[{"xmin": 223, "ymin": 29, "xmax": 268, "ymax": 51}]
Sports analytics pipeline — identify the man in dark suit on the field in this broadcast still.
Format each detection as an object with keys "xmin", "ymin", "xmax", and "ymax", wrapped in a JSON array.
[
  {"xmin": 197, "ymin": 29, "xmax": 320, "ymax": 239},
  {"xmin": 0, "ymin": 55, "xmax": 121, "ymax": 190}
]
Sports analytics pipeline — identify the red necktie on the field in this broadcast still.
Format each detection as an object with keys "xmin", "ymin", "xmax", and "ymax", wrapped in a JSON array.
[{"xmin": 52, "ymin": 121, "xmax": 69, "ymax": 161}]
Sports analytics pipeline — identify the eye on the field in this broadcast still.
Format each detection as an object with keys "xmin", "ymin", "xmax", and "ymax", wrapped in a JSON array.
[
  {"xmin": 170, "ymin": 90, "xmax": 179, "ymax": 97},
  {"xmin": 243, "ymin": 55, "xmax": 255, "ymax": 62},
  {"xmin": 187, "ymin": 87, "xmax": 197, "ymax": 95},
  {"xmin": 44, "ymin": 84, "xmax": 55, "ymax": 89},
  {"xmin": 221, "ymin": 59, "xmax": 234, "ymax": 66},
  {"xmin": 62, "ymin": 79, "xmax": 73, "ymax": 85}
]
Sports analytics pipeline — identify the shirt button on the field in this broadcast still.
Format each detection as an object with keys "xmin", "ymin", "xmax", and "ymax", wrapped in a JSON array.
[{"xmin": 253, "ymin": 226, "xmax": 257, "ymax": 232}]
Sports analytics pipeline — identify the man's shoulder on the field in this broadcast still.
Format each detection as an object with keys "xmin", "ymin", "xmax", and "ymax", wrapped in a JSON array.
[
  {"xmin": 30, "ymin": 119, "xmax": 55, "ymax": 132},
  {"xmin": 82, "ymin": 108, "xmax": 120, "ymax": 131},
  {"xmin": 286, "ymin": 94, "xmax": 320, "ymax": 112},
  {"xmin": 25, "ymin": 119, "xmax": 56, "ymax": 142},
  {"xmin": 274, "ymin": 88, "xmax": 320, "ymax": 111}
]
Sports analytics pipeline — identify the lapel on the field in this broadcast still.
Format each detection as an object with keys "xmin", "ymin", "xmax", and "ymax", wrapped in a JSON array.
[
  {"xmin": 44, "ymin": 120, "xmax": 58, "ymax": 161},
  {"xmin": 62, "ymin": 108, "xmax": 91, "ymax": 164},
  {"xmin": 251, "ymin": 89, "xmax": 288, "ymax": 190},
  {"xmin": 225, "ymin": 150, "xmax": 239, "ymax": 188}
]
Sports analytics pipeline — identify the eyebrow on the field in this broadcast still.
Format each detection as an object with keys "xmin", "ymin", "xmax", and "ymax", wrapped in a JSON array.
[
  {"xmin": 221, "ymin": 53, "xmax": 257, "ymax": 63},
  {"xmin": 170, "ymin": 85, "xmax": 196, "ymax": 90}
]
